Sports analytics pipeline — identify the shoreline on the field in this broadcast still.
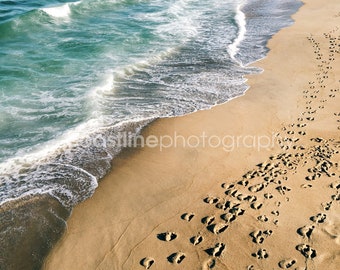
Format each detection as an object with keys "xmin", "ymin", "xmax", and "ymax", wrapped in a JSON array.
[{"xmin": 44, "ymin": 0, "xmax": 340, "ymax": 269}]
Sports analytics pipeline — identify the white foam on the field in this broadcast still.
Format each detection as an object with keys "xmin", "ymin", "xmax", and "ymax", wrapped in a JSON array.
[
  {"xmin": 41, "ymin": 1, "xmax": 81, "ymax": 19},
  {"xmin": 88, "ymin": 47, "xmax": 177, "ymax": 115},
  {"xmin": 228, "ymin": 3, "xmax": 246, "ymax": 65},
  {"xmin": 42, "ymin": 4, "xmax": 71, "ymax": 18},
  {"xmin": 135, "ymin": 0, "xmax": 200, "ymax": 42},
  {"xmin": 156, "ymin": 0, "xmax": 199, "ymax": 41},
  {"xmin": 93, "ymin": 72, "xmax": 115, "ymax": 97},
  {"xmin": 0, "ymin": 111, "xmax": 153, "ymax": 174}
]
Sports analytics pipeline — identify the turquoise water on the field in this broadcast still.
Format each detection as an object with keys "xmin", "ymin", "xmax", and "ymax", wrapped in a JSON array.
[
  {"xmin": 0, "ymin": 0, "xmax": 214, "ymax": 162},
  {"xmin": 0, "ymin": 0, "xmax": 302, "ymax": 207}
]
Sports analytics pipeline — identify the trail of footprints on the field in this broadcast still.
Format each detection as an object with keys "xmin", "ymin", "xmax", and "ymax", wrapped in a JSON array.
[
  {"xmin": 140, "ymin": 137, "xmax": 339, "ymax": 269},
  {"xmin": 139, "ymin": 29, "xmax": 340, "ymax": 269}
]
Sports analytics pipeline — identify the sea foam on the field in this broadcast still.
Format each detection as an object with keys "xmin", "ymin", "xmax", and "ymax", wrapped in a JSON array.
[
  {"xmin": 228, "ymin": 4, "xmax": 246, "ymax": 64},
  {"xmin": 41, "ymin": 1, "xmax": 81, "ymax": 19}
]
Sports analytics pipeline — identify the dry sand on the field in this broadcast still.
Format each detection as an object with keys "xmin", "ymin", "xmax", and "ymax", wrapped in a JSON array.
[{"xmin": 44, "ymin": 0, "xmax": 340, "ymax": 269}]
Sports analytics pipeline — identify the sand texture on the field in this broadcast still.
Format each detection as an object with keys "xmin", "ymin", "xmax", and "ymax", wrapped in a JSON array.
[{"xmin": 44, "ymin": 0, "xmax": 340, "ymax": 269}]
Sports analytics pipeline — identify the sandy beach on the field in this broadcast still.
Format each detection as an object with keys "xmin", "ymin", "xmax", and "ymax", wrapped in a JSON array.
[{"xmin": 43, "ymin": 0, "xmax": 340, "ymax": 269}]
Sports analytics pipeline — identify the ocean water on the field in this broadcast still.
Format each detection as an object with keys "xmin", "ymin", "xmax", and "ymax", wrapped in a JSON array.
[{"xmin": 0, "ymin": 0, "xmax": 302, "ymax": 268}]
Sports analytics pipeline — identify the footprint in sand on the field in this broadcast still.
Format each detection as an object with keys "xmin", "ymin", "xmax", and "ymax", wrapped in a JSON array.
[
  {"xmin": 157, "ymin": 232, "xmax": 177, "ymax": 242},
  {"xmin": 301, "ymin": 184, "xmax": 312, "ymax": 189},
  {"xmin": 332, "ymin": 193, "xmax": 340, "ymax": 201},
  {"xmin": 250, "ymin": 230, "xmax": 273, "ymax": 244},
  {"xmin": 224, "ymin": 188, "xmax": 238, "ymax": 196},
  {"xmin": 202, "ymin": 215, "xmax": 216, "ymax": 226},
  {"xmin": 215, "ymin": 200, "xmax": 231, "ymax": 210},
  {"xmin": 205, "ymin": 243, "xmax": 226, "ymax": 257},
  {"xmin": 237, "ymin": 193, "xmax": 250, "ymax": 201},
  {"xmin": 322, "ymin": 201, "xmax": 332, "ymax": 211},
  {"xmin": 238, "ymin": 179, "xmax": 249, "ymax": 186},
  {"xmin": 221, "ymin": 183, "xmax": 235, "ymax": 189},
  {"xmin": 264, "ymin": 193, "xmax": 274, "ymax": 199},
  {"xmin": 207, "ymin": 223, "xmax": 229, "ymax": 234},
  {"xmin": 181, "ymin": 213, "xmax": 195, "ymax": 222},
  {"xmin": 257, "ymin": 215, "xmax": 269, "ymax": 222},
  {"xmin": 252, "ymin": 248, "xmax": 269, "ymax": 259},
  {"xmin": 229, "ymin": 189, "xmax": 242, "ymax": 198},
  {"xmin": 278, "ymin": 259, "xmax": 297, "ymax": 269},
  {"xmin": 330, "ymin": 180, "xmax": 340, "ymax": 189},
  {"xmin": 276, "ymin": 185, "xmax": 291, "ymax": 195},
  {"xmin": 263, "ymin": 229, "xmax": 273, "ymax": 236},
  {"xmin": 244, "ymin": 195, "xmax": 257, "ymax": 203},
  {"xmin": 204, "ymin": 196, "xmax": 220, "ymax": 204},
  {"xmin": 251, "ymin": 202, "xmax": 263, "ymax": 210},
  {"xmin": 310, "ymin": 213, "xmax": 327, "ymax": 223},
  {"xmin": 297, "ymin": 224, "xmax": 315, "ymax": 239},
  {"xmin": 271, "ymin": 210, "xmax": 280, "ymax": 216},
  {"xmin": 190, "ymin": 234, "xmax": 203, "ymax": 246},
  {"xmin": 229, "ymin": 206, "xmax": 245, "ymax": 216},
  {"xmin": 305, "ymin": 174, "xmax": 318, "ymax": 181},
  {"xmin": 243, "ymin": 170, "xmax": 257, "ymax": 179},
  {"xmin": 296, "ymin": 244, "xmax": 317, "ymax": 259},
  {"xmin": 221, "ymin": 213, "xmax": 237, "ymax": 223},
  {"xmin": 167, "ymin": 252, "xmax": 186, "ymax": 264},
  {"xmin": 140, "ymin": 257, "xmax": 155, "ymax": 269},
  {"xmin": 248, "ymin": 183, "xmax": 266, "ymax": 193}
]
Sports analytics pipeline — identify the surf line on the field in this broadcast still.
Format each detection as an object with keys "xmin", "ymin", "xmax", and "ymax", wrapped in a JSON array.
[{"xmin": 228, "ymin": 3, "xmax": 246, "ymax": 66}]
